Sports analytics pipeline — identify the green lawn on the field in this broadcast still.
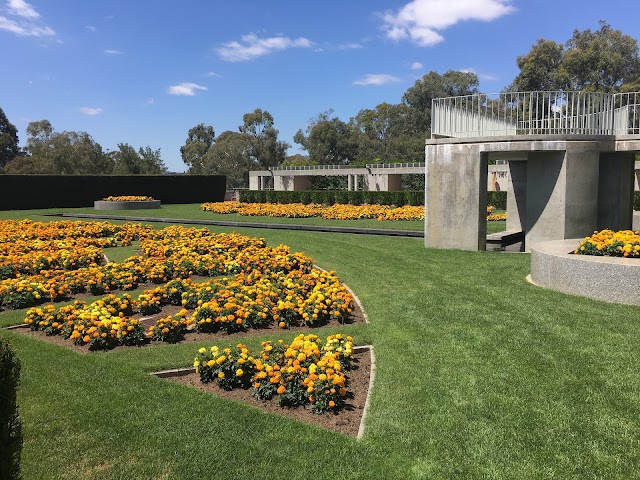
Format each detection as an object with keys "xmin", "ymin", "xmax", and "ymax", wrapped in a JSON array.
[
  {"xmin": 5, "ymin": 203, "xmax": 507, "ymax": 234},
  {"xmin": 2, "ymin": 210, "xmax": 637, "ymax": 479}
]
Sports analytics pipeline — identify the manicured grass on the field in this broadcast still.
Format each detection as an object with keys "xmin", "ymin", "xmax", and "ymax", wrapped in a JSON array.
[
  {"xmin": 8, "ymin": 203, "xmax": 507, "ymax": 234},
  {"xmin": 2, "ymin": 210, "xmax": 637, "ymax": 478}
]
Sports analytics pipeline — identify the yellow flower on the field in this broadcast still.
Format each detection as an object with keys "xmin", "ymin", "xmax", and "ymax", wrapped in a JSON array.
[{"xmin": 236, "ymin": 368, "xmax": 244, "ymax": 377}]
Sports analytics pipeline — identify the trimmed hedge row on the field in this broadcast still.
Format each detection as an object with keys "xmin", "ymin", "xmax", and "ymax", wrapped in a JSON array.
[
  {"xmin": 239, "ymin": 190, "xmax": 508, "ymax": 208},
  {"xmin": 635, "ymin": 191, "xmax": 640, "ymax": 211},
  {"xmin": 240, "ymin": 190, "xmax": 424, "ymax": 206},
  {"xmin": 0, "ymin": 175, "xmax": 226, "ymax": 210},
  {"xmin": 0, "ymin": 338, "xmax": 22, "ymax": 480}
]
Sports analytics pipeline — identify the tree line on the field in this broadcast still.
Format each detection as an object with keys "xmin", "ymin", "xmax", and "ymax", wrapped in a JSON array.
[{"xmin": 1, "ymin": 21, "xmax": 638, "ymax": 185}]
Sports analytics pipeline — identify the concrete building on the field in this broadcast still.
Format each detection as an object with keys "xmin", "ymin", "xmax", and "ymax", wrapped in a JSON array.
[{"xmin": 426, "ymin": 90, "xmax": 640, "ymax": 252}]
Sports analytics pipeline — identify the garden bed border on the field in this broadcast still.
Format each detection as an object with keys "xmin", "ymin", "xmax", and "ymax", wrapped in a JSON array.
[{"xmin": 529, "ymin": 238, "xmax": 640, "ymax": 306}]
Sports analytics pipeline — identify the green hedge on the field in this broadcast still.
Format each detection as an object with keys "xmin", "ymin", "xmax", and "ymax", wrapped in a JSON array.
[
  {"xmin": 0, "ymin": 339, "xmax": 22, "ymax": 480},
  {"xmin": 635, "ymin": 191, "xmax": 640, "ymax": 211},
  {"xmin": 487, "ymin": 191, "xmax": 507, "ymax": 210},
  {"xmin": 239, "ymin": 190, "xmax": 424, "ymax": 206},
  {"xmin": 0, "ymin": 174, "xmax": 226, "ymax": 210}
]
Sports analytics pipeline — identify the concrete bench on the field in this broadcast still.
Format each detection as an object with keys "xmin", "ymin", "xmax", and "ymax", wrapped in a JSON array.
[{"xmin": 486, "ymin": 230, "xmax": 524, "ymax": 249}]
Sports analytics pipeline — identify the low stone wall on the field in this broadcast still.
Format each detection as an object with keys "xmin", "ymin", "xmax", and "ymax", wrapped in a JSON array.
[
  {"xmin": 530, "ymin": 239, "xmax": 640, "ymax": 306},
  {"xmin": 94, "ymin": 200, "xmax": 161, "ymax": 210}
]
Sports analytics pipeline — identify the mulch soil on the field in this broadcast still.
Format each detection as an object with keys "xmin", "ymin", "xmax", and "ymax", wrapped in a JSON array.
[
  {"xmin": 160, "ymin": 347, "xmax": 371, "ymax": 437},
  {"xmin": 6, "ymin": 275, "xmax": 371, "ymax": 436}
]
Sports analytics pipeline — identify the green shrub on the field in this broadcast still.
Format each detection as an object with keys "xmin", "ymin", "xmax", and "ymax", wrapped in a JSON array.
[
  {"xmin": 334, "ymin": 190, "xmax": 350, "ymax": 204},
  {"xmin": 299, "ymin": 191, "xmax": 312, "ymax": 204},
  {"xmin": 349, "ymin": 191, "xmax": 364, "ymax": 205},
  {"xmin": 404, "ymin": 190, "xmax": 424, "ymax": 206},
  {"xmin": 634, "ymin": 191, "xmax": 640, "ymax": 211},
  {"xmin": 487, "ymin": 191, "xmax": 507, "ymax": 210},
  {"xmin": 0, "ymin": 338, "xmax": 22, "ymax": 480}
]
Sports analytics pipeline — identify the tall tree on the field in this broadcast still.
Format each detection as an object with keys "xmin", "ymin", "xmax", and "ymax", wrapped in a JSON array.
[
  {"xmin": 110, "ymin": 143, "xmax": 166, "ymax": 174},
  {"xmin": 350, "ymin": 102, "xmax": 422, "ymax": 163},
  {"xmin": 509, "ymin": 39, "xmax": 567, "ymax": 91},
  {"xmin": 203, "ymin": 131, "xmax": 253, "ymax": 188},
  {"xmin": 6, "ymin": 120, "xmax": 112, "ymax": 174},
  {"xmin": 402, "ymin": 70, "xmax": 479, "ymax": 133},
  {"xmin": 180, "ymin": 123, "xmax": 215, "ymax": 173},
  {"xmin": 239, "ymin": 108, "xmax": 289, "ymax": 168},
  {"xmin": 509, "ymin": 21, "xmax": 640, "ymax": 93},
  {"xmin": 0, "ymin": 107, "xmax": 19, "ymax": 170},
  {"xmin": 294, "ymin": 110, "xmax": 357, "ymax": 165}
]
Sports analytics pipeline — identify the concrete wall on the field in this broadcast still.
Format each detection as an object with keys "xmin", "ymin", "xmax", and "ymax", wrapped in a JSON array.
[
  {"xmin": 426, "ymin": 136, "xmax": 637, "ymax": 252},
  {"xmin": 597, "ymin": 153, "xmax": 635, "ymax": 230},
  {"xmin": 425, "ymin": 143, "xmax": 487, "ymax": 250},
  {"xmin": 274, "ymin": 175, "xmax": 311, "ymax": 191},
  {"xmin": 364, "ymin": 174, "xmax": 401, "ymax": 191}
]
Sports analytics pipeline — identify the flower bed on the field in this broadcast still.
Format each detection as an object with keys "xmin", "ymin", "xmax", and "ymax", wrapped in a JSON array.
[
  {"xmin": 102, "ymin": 196, "xmax": 155, "ymax": 202},
  {"xmin": 573, "ymin": 229, "xmax": 640, "ymax": 258},
  {"xmin": 530, "ymin": 238, "xmax": 640, "ymax": 306},
  {"xmin": 201, "ymin": 201, "xmax": 507, "ymax": 222},
  {"xmin": 194, "ymin": 333, "xmax": 354, "ymax": 414},
  {"xmin": 2, "ymin": 220, "xmax": 357, "ymax": 350}
]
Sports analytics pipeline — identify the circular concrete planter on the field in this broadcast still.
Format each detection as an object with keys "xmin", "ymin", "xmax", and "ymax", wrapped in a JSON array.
[
  {"xmin": 530, "ymin": 239, "xmax": 640, "ymax": 306},
  {"xmin": 94, "ymin": 200, "xmax": 161, "ymax": 210}
]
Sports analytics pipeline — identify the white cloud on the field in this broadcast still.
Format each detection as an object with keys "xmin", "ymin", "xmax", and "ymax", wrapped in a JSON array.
[
  {"xmin": 0, "ymin": 15, "xmax": 54, "ymax": 36},
  {"xmin": 206, "ymin": 71, "xmax": 221, "ymax": 77},
  {"xmin": 85, "ymin": 25, "xmax": 97, "ymax": 32},
  {"xmin": 461, "ymin": 67, "xmax": 498, "ymax": 81},
  {"xmin": 104, "ymin": 49, "xmax": 123, "ymax": 55},
  {"xmin": 145, "ymin": 97, "xmax": 155, "ymax": 106},
  {"xmin": 8, "ymin": 0, "xmax": 39, "ymax": 19},
  {"xmin": 353, "ymin": 74, "xmax": 401, "ymax": 86},
  {"xmin": 216, "ymin": 33, "xmax": 313, "ymax": 62},
  {"xmin": 382, "ymin": 0, "xmax": 514, "ymax": 46},
  {"xmin": 410, "ymin": 61, "xmax": 423, "ymax": 70},
  {"xmin": 338, "ymin": 42, "xmax": 363, "ymax": 50},
  {"xmin": 80, "ymin": 107, "xmax": 102, "ymax": 116},
  {"xmin": 167, "ymin": 82, "xmax": 208, "ymax": 96}
]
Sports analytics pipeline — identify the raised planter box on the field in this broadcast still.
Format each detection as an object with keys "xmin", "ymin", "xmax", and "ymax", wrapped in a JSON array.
[
  {"xmin": 94, "ymin": 200, "xmax": 161, "ymax": 210},
  {"xmin": 530, "ymin": 239, "xmax": 640, "ymax": 306}
]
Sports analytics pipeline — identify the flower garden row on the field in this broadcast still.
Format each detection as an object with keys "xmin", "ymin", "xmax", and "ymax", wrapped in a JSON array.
[
  {"xmin": 574, "ymin": 229, "xmax": 640, "ymax": 258},
  {"xmin": 0, "ymin": 220, "xmax": 354, "ymax": 350},
  {"xmin": 201, "ymin": 202, "xmax": 507, "ymax": 222},
  {"xmin": 195, "ymin": 333, "xmax": 354, "ymax": 413},
  {"xmin": 102, "ymin": 196, "xmax": 155, "ymax": 202}
]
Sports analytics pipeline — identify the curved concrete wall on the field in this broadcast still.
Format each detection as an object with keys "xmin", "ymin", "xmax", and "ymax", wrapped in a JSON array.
[
  {"xmin": 94, "ymin": 200, "xmax": 161, "ymax": 210},
  {"xmin": 530, "ymin": 239, "xmax": 640, "ymax": 306}
]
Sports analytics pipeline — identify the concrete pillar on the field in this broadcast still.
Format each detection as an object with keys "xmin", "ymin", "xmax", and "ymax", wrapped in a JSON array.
[
  {"xmin": 348, "ymin": 175, "xmax": 353, "ymax": 191},
  {"xmin": 273, "ymin": 175, "xmax": 310, "ymax": 191},
  {"xmin": 353, "ymin": 174, "xmax": 359, "ymax": 191},
  {"xmin": 597, "ymin": 152, "xmax": 635, "ymax": 230},
  {"xmin": 364, "ymin": 174, "xmax": 401, "ymax": 191},
  {"xmin": 425, "ymin": 143, "xmax": 487, "ymax": 250},
  {"xmin": 525, "ymin": 143, "xmax": 600, "ymax": 249},
  {"xmin": 506, "ymin": 161, "xmax": 527, "ymax": 233},
  {"xmin": 249, "ymin": 176, "xmax": 259, "ymax": 190}
]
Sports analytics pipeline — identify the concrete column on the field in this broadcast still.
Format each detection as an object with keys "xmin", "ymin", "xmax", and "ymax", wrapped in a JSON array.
[
  {"xmin": 273, "ymin": 175, "xmax": 310, "ymax": 191},
  {"xmin": 364, "ymin": 174, "xmax": 401, "ymax": 191},
  {"xmin": 249, "ymin": 176, "xmax": 259, "ymax": 190},
  {"xmin": 353, "ymin": 174, "xmax": 359, "ymax": 191},
  {"xmin": 348, "ymin": 175, "xmax": 353, "ymax": 191},
  {"xmin": 525, "ymin": 143, "xmax": 600, "ymax": 249},
  {"xmin": 597, "ymin": 152, "xmax": 635, "ymax": 230},
  {"xmin": 506, "ymin": 161, "xmax": 527, "ymax": 233},
  {"xmin": 425, "ymin": 143, "xmax": 487, "ymax": 250}
]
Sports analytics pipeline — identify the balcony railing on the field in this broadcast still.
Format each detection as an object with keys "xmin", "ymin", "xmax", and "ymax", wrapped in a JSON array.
[{"xmin": 431, "ymin": 90, "xmax": 640, "ymax": 138}]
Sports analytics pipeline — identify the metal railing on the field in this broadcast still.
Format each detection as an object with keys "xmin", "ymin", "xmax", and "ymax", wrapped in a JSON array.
[
  {"xmin": 365, "ymin": 162, "xmax": 425, "ymax": 169},
  {"xmin": 431, "ymin": 90, "xmax": 640, "ymax": 138}
]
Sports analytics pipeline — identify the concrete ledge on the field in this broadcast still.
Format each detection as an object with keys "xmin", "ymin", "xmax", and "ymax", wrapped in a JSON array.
[
  {"xmin": 94, "ymin": 200, "xmax": 161, "ymax": 210},
  {"xmin": 530, "ymin": 239, "xmax": 640, "ymax": 306}
]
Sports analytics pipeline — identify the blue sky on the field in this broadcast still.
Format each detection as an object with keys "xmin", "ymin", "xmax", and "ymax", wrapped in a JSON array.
[{"xmin": 1, "ymin": 0, "xmax": 637, "ymax": 172}]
